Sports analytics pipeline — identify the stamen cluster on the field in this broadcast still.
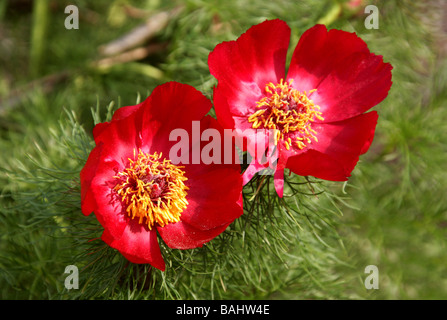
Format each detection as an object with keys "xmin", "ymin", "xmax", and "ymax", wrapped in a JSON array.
[
  {"xmin": 114, "ymin": 150, "xmax": 189, "ymax": 230},
  {"xmin": 248, "ymin": 79, "xmax": 324, "ymax": 150}
]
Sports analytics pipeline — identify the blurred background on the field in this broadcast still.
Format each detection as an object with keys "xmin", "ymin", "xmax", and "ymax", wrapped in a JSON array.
[{"xmin": 0, "ymin": 0, "xmax": 446, "ymax": 299}]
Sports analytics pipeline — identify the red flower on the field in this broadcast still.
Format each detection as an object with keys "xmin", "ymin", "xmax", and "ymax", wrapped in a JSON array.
[
  {"xmin": 208, "ymin": 20, "xmax": 392, "ymax": 197},
  {"xmin": 80, "ymin": 82, "xmax": 243, "ymax": 271}
]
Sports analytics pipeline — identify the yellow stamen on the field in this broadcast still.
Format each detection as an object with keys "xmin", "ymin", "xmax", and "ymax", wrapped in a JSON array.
[
  {"xmin": 247, "ymin": 79, "xmax": 324, "ymax": 150},
  {"xmin": 113, "ymin": 150, "xmax": 188, "ymax": 230}
]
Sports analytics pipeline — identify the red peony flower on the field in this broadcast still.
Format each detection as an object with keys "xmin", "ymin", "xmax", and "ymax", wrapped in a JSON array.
[
  {"xmin": 80, "ymin": 82, "xmax": 243, "ymax": 271},
  {"xmin": 208, "ymin": 20, "xmax": 392, "ymax": 197}
]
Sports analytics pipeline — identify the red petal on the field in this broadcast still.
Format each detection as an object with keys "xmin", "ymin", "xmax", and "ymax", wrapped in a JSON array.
[
  {"xmin": 287, "ymin": 24, "xmax": 370, "ymax": 93},
  {"xmin": 92, "ymin": 122, "xmax": 109, "ymax": 144},
  {"xmin": 212, "ymin": 82, "xmax": 260, "ymax": 130},
  {"xmin": 311, "ymin": 52, "xmax": 392, "ymax": 122},
  {"xmin": 209, "ymin": 19, "xmax": 290, "ymax": 91},
  {"xmin": 287, "ymin": 24, "xmax": 392, "ymax": 122},
  {"xmin": 111, "ymin": 103, "xmax": 142, "ymax": 121},
  {"xmin": 242, "ymin": 159, "xmax": 267, "ymax": 185},
  {"xmin": 286, "ymin": 149, "xmax": 348, "ymax": 181},
  {"xmin": 181, "ymin": 165, "xmax": 243, "ymax": 230},
  {"xmin": 288, "ymin": 111, "xmax": 378, "ymax": 180},
  {"xmin": 167, "ymin": 114, "xmax": 224, "ymax": 166},
  {"xmin": 137, "ymin": 82, "xmax": 212, "ymax": 155},
  {"xmin": 212, "ymin": 79, "xmax": 263, "ymax": 130},
  {"xmin": 209, "ymin": 19, "xmax": 290, "ymax": 128},
  {"xmin": 80, "ymin": 143, "xmax": 103, "ymax": 215},
  {"xmin": 90, "ymin": 157, "xmax": 128, "ymax": 239},
  {"xmin": 103, "ymin": 221, "xmax": 165, "ymax": 271},
  {"xmin": 85, "ymin": 101, "xmax": 146, "ymax": 247},
  {"xmin": 157, "ymin": 219, "xmax": 233, "ymax": 250},
  {"xmin": 92, "ymin": 103, "xmax": 143, "ymax": 143},
  {"xmin": 93, "ymin": 110, "xmax": 142, "ymax": 167},
  {"xmin": 174, "ymin": 115, "xmax": 243, "ymax": 231},
  {"xmin": 240, "ymin": 128, "xmax": 279, "ymax": 185},
  {"xmin": 274, "ymin": 169, "xmax": 284, "ymax": 197}
]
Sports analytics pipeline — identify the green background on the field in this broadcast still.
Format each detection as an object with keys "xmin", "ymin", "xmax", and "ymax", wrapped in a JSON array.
[{"xmin": 0, "ymin": 0, "xmax": 446, "ymax": 299}]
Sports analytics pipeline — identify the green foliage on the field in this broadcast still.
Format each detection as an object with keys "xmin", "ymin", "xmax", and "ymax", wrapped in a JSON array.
[{"xmin": 1, "ymin": 0, "xmax": 446, "ymax": 300}]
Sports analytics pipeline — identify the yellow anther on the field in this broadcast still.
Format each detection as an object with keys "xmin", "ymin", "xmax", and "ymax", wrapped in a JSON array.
[
  {"xmin": 247, "ymin": 79, "xmax": 323, "ymax": 150},
  {"xmin": 113, "ymin": 150, "xmax": 188, "ymax": 230}
]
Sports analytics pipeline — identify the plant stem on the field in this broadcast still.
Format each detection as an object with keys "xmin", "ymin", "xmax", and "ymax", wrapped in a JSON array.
[{"xmin": 30, "ymin": 0, "xmax": 49, "ymax": 77}]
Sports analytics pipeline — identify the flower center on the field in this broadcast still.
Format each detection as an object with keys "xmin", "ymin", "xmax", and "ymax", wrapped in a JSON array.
[
  {"xmin": 113, "ymin": 150, "xmax": 189, "ymax": 230},
  {"xmin": 248, "ymin": 79, "xmax": 324, "ymax": 150}
]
